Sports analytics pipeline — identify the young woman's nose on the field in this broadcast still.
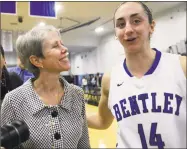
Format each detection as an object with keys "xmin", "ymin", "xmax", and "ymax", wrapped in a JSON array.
[{"xmin": 124, "ymin": 22, "xmax": 134, "ymax": 35}]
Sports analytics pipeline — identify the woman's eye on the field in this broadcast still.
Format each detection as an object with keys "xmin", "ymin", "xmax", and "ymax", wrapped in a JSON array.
[
  {"xmin": 117, "ymin": 22, "xmax": 125, "ymax": 28},
  {"xmin": 133, "ymin": 19, "xmax": 141, "ymax": 24},
  {"xmin": 119, "ymin": 23, "xmax": 125, "ymax": 27},
  {"xmin": 53, "ymin": 45, "xmax": 58, "ymax": 48}
]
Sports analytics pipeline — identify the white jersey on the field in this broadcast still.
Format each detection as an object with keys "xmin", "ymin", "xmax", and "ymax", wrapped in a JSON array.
[{"xmin": 108, "ymin": 49, "xmax": 186, "ymax": 148}]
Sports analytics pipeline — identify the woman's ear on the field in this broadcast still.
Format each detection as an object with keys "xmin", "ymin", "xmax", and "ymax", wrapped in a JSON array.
[
  {"xmin": 150, "ymin": 20, "xmax": 156, "ymax": 35},
  {"xmin": 29, "ymin": 55, "xmax": 43, "ymax": 68}
]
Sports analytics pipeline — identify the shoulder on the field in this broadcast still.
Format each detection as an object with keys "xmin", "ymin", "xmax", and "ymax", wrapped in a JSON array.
[
  {"xmin": 60, "ymin": 75, "xmax": 84, "ymax": 95},
  {"xmin": 161, "ymin": 51, "xmax": 178, "ymax": 59},
  {"xmin": 161, "ymin": 52, "xmax": 184, "ymax": 62},
  {"xmin": 102, "ymin": 72, "xmax": 111, "ymax": 85},
  {"xmin": 161, "ymin": 52, "xmax": 186, "ymax": 78},
  {"xmin": 6, "ymin": 81, "xmax": 27, "ymax": 97},
  {"xmin": 63, "ymin": 75, "xmax": 84, "ymax": 99},
  {"xmin": 71, "ymin": 83, "xmax": 84, "ymax": 92},
  {"xmin": 5, "ymin": 79, "xmax": 31, "ymax": 98},
  {"xmin": 2, "ymin": 82, "xmax": 27, "ymax": 107},
  {"xmin": 101, "ymin": 71, "xmax": 111, "ymax": 95},
  {"xmin": 161, "ymin": 52, "xmax": 181, "ymax": 65},
  {"xmin": 179, "ymin": 55, "xmax": 186, "ymax": 77},
  {"xmin": 102, "ymin": 63, "xmax": 122, "ymax": 91},
  {"xmin": 67, "ymin": 84, "xmax": 86, "ymax": 113},
  {"xmin": 7, "ymin": 66, "xmax": 20, "ymax": 72},
  {"xmin": 70, "ymin": 84, "xmax": 84, "ymax": 97},
  {"xmin": 9, "ymin": 72, "xmax": 23, "ymax": 89},
  {"xmin": 9, "ymin": 71, "xmax": 21, "ymax": 80}
]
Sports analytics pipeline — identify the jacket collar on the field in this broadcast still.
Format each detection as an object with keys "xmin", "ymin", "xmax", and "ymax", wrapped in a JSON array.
[{"xmin": 24, "ymin": 76, "xmax": 74, "ymax": 115}]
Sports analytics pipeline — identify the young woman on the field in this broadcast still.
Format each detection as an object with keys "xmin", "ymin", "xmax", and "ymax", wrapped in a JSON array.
[{"xmin": 87, "ymin": 2, "xmax": 186, "ymax": 148}]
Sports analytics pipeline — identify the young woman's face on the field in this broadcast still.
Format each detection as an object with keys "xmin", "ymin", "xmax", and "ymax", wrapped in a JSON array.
[{"xmin": 114, "ymin": 2, "xmax": 155, "ymax": 53}]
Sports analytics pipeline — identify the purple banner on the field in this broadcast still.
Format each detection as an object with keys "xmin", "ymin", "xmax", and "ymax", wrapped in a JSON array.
[
  {"xmin": 0, "ymin": 1, "xmax": 16, "ymax": 14},
  {"xmin": 30, "ymin": 1, "xmax": 56, "ymax": 17}
]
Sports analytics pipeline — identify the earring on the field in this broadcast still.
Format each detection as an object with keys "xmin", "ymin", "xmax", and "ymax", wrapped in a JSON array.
[{"xmin": 115, "ymin": 36, "xmax": 118, "ymax": 40}]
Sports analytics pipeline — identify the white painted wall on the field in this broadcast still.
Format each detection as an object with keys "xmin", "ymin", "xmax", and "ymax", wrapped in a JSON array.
[
  {"xmin": 151, "ymin": 4, "xmax": 186, "ymax": 51},
  {"xmin": 61, "ymin": 29, "xmax": 99, "ymax": 49},
  {"xmin": 71, "ymin": 49, "xmax": 97, "ymax": 75},
  {"xmin": 71, "ymin": 4, "xmax": 186, "ymax": 75},
  {"xmin": 96, "ymin": 34, "xmax": 125, "ymax": 73}
]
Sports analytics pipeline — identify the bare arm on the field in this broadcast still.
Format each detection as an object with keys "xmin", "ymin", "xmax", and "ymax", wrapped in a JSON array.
[
  {"xmin": 180, "ymin": 56, "xmax": 186, "ymax": 78},
  {"xmin": 87, "ymin": 72, "xmax": 114, "ymax": 130}
]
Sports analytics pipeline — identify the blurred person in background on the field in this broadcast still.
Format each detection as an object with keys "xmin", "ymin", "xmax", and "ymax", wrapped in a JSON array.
[
  {"xmin": 0, "ymin": 45, "xmax": 23, "ymax": 103},
  {"xmin": 8, "ymin": 56, "xmax": 34, "ymax": 82}
]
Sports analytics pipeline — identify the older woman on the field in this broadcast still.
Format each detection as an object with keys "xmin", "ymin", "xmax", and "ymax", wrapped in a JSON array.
[{"xmin": 1, "ymin": 25, "xmax": 90, "ymax": 148}]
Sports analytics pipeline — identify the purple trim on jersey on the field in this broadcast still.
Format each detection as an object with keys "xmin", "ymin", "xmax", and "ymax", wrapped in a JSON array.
[
  {"xmin": 123, "ymin": 59, "xmax": 133, "ymax": 77},
  {"xmin": 123, "ymin": 48, "xmax": 162, "ymax": 77},
  {"xmin": 145, "ymin": 48, "xmax": 161, "ymax": 75}
]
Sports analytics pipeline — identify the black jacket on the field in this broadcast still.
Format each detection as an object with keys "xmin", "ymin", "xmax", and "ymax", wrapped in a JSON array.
[{"xmin": 1, "ymin": 67, "xmax": 23, "ymax": 100}]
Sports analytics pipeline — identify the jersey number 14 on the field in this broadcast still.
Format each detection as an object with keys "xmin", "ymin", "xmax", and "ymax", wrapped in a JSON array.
[{"xmin": 138, "ymin": 123, "xmax": 165, "ymax": 149}]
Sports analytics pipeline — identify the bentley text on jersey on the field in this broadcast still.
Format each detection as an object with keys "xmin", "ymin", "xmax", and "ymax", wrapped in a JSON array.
[{"xmin": 113, "ymin": 92, "xmax": 183, "ymax": 121}]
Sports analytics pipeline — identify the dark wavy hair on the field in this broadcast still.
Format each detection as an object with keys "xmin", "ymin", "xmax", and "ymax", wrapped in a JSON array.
[{"xmin": 1, "ymin": 44, "xmax": 5, "ymax": 58}]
